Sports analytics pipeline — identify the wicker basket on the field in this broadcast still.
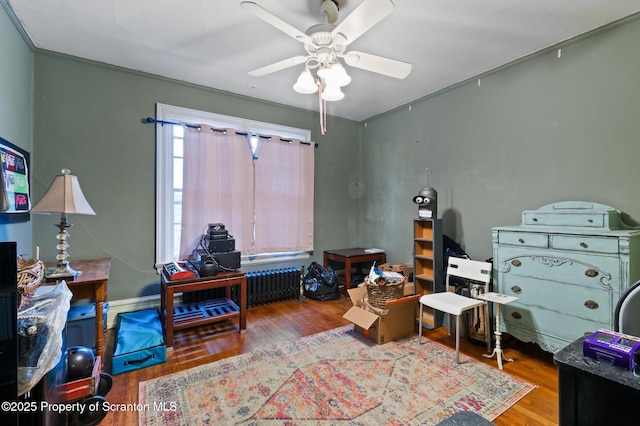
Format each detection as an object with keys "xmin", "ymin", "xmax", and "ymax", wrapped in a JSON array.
[
  {"xmin": 17, "ymin": 257, "xmax": 45, "ymax": 310},
  {"xmin": 366, "ymin": 280, "xmax": 404, "ymax": 308}
]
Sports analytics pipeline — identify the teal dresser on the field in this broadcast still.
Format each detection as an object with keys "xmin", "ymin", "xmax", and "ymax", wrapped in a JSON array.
[{"xmin": 492, "ymin": 201, "xmax": 640, "ymax": 353}]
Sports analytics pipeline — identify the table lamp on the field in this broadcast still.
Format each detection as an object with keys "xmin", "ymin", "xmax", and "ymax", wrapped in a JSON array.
[{"xmin": 31, "ymin": 169, "xmax": 96, "ymax": 280}]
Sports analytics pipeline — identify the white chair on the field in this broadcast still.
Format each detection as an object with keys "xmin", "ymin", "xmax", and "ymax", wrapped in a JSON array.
[{"xmin": 418, "ymin": 256, "xmax": 493, "ymax": 363}]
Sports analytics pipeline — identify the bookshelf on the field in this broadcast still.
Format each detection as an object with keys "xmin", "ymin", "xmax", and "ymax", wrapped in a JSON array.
[{"xmin": 414, "ymin": 219, "xmax": 443, "ymax": 328}]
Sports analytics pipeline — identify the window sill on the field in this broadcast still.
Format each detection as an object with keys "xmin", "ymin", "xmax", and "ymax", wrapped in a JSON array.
[
  {"xmin": 241, "ymin": 251, "xmax": 311, "ymax": 267},
  {"xmin": 154, "ymin": 252, "xmax": 311, "ymax": 273}
]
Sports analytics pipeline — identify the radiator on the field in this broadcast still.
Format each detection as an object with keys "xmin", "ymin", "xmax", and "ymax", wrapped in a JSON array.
[
  {"xmin": 182, "ymin": 267, "xmax": 301, "ymax": 307},
  {"xmin": 246, "ymin": 268, "xmax": 301, "ymax": 306}
]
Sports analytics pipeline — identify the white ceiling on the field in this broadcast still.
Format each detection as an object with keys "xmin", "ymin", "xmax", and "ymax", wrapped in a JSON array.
[{"xmin": 4, "ymin": 0, "xmax": 640, "ymax": 122}]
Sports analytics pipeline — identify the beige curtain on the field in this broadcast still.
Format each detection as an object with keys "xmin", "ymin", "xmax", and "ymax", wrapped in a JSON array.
[
  {"xmin": 253, "ymin": 136, "xmax": 315, "ymax": 254},
  {"xmin": 179, "ymin": 127, "xmax": 315, "ymax": 259},
  {"xmin": 179, "ymin": 128, "xmax": 253, "ymax": 259}
]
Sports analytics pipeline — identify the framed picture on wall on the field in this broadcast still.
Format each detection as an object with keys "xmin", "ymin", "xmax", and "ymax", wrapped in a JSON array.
[{"xmin": 0, "ymin": 137, "xmax": 31, "ymax": 223}]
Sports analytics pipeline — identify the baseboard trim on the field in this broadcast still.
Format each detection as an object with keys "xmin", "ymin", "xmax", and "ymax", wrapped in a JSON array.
[{"xmin": 105, "ymin": 294, "xmax": 182, "ymax": 329}]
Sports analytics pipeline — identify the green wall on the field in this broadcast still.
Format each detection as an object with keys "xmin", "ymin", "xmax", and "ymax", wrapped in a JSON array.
[
  {"xmin": 359, "ymin": 16, "xmax": 640, "ymax": 263},
  {"xmin": 5, "ymin": 6, "xmax": 640, "ymax": 301},
  {"xmin": 0, "ymin": 6, "xmax": 32, "ymax": 250},
  {"xmin": 31, "ymin": 54, "xmax": 360, "ymax": 300}
]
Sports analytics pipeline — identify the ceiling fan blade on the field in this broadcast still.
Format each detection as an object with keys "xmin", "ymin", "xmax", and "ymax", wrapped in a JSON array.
[
  {"xmin": 332, "ymin": 0, "xmax": 395, "ymax": 45},
  {"xmin": 241, "ymin": 2, "xmax": 312, "ymax": 44},
  {"xmin": 342, "ymin": 51, "xmax": 412, "ymax": 79},
  {"xmin": 248, "ymin": 56, "xmax": 309, "ymax": 77}
]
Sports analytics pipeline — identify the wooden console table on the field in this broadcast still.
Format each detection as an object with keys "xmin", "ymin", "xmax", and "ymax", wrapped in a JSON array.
[
  {"xmin": 324, "ymin": 248, "xmax": 387, "ymax": 292},
  {"xmin": 161, "ymin": 270, "xmax": 247, "ymax": 348},
  {"xmin": 44, "ymin": 258, "xmax": 111, "ymax": 360}
]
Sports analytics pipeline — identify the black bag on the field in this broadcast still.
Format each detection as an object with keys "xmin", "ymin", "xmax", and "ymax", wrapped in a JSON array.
[{"xmin": 303, "ymin": 262, "xmax": 340, "ymax": 301}]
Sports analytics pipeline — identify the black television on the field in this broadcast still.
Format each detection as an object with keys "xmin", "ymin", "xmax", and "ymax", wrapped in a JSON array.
[{"xmin": 0, "ymin": 137, "xmax": 31, "ymax": 224}]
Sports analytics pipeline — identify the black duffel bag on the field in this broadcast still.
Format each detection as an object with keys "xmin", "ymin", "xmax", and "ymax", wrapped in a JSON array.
[{"xmin": 303, "ymin": 262, "xmax": 340, "ymax": 301}]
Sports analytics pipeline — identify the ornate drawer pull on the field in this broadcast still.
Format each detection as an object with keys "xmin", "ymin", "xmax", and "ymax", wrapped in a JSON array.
[
  {"xmin": 584, "ymin": 300, "xmax": 599, "ymax": 309},
  {"xmin": 511, "ymin": 312, "xmax": 522, "ymax": 320},
  {"xmin": 511, "ymin": 259, "xmax": 521, "ymax": 267},
  {"xmin": 585, "ymin": 269, "xmax": 599, "ymax": 278},
  {"xmin": 580, "ymin": 242, "xmax": 588, "ymax": 248},
  {"xmin": 511, "ymin": 285, "xmax": 522, "ymax": 294},
  {"xmin": 518, "ymin": 238, "xmax": 525, "ymax": 244}
]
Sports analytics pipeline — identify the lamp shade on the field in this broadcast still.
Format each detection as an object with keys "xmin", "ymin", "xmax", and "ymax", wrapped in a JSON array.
[
  {"xmin": 293, "ymin": 69, "xmax": 318, "ymax": 94},
  {"xmin": 318, "ymin": 63, "xmax": 351, "ymax": 87},
  {"xmin": 322, "ymin": 84, "xmax": 344, "ymax": 101},
  {"xmin": 31, "ymin": 169, "xmax": 96, "ymax": 215}
]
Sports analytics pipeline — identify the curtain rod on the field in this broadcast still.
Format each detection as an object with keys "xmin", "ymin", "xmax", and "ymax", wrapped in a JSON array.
[{"xmin": 143, "ymin": 117, "xmax": 318, "ymax": 148}]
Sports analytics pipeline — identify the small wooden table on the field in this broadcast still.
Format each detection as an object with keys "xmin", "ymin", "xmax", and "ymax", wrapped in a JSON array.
[
  {"xmin": 161, "ymin": 270, "xmax": 247, "ymax": 348},
  {"xmin": 324, "ymin": 248, "xmax": 387, "ymax": 291},
  {"xmin": 45, "ymin": 258, "xmax": 111, "ymax": 360},
  {"xmin": 476, "ymin": 291, "xmax": 518, "ymax": 370}
]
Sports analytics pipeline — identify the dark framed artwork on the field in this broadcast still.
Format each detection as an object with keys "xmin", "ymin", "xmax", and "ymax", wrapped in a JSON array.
[{"xmin": 0, "ymin": 137, "xmax": 31, "ymax": 223}]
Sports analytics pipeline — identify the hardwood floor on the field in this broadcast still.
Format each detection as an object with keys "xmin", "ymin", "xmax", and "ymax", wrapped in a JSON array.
[{"xmin": 100, "ymin": 296, "xmax": 558, "ymax": 425}]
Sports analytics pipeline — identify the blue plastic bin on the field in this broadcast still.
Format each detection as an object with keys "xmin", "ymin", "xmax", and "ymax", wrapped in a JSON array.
[{"xmin": 66, "ymin": 302, "xmax": 110, "ymax": 349}]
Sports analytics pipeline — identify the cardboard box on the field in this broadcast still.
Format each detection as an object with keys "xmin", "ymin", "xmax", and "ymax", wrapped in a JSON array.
[
  {"xmin": 402, "ymin": 281, "xmax": 415, "ymax": 296},
  {"xmin": 343, "ymin": 286, "xmax": 421, "ymax": 344},
  {"xmin": 379, "ymin": 262, "xmax": 413, "ymax": 278}
]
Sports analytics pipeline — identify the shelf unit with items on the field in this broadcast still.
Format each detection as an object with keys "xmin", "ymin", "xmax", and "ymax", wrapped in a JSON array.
[{"xmin": 414, "ymin": 219, "xmax": 443, "ymax": 328}]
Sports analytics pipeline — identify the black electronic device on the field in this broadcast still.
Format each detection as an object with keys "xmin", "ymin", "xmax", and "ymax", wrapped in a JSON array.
[
  {"xmin": 162, "ymin": 261, "xmax": 197, "ymax": 281},
  {"xmin": 214, "ymin": 250, "xmax": 241, "ymax": 270},
  {"xmin": 203, "ymin": 222, "xmax": 236, "ymax": 252},
  {"xmin": 193, "ymin": 223, "xmax": 241, "ymax": 273},
  {"xmin": 208, "ymin": 223, "xmax": 228, "ymax": 240},
  {"xmin": 208, "ymin": 237, "xmax": 235, "ymax": 253},
  {"xmin": 192, "ymin": 249, "xmax": 241, "ymax": 271}
]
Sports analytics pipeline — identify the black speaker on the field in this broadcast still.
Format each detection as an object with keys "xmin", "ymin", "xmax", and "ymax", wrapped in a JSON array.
[{"xmin": 199, "ymin": 257, "xmax": 219, "ymax": 277}]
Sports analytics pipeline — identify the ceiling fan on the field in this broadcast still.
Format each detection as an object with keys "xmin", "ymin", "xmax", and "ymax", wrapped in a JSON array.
[{"xmin": 240, "ymin": 0, "xmax": 412, "ymax": 101}]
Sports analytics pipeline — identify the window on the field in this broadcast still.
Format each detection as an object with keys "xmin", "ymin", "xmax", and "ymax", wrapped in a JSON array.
[{"xmin": 155, "ymin": 104, "xmax": 314, "ymax": 266}]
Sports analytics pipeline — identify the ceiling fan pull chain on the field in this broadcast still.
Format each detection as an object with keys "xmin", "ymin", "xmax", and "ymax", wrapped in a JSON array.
[{"xmin": 318, "ymin": 80, "xmax": 326, "ymax": 135}]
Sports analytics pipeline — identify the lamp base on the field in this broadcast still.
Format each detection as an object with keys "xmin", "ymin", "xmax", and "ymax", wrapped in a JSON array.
[{"xmin": 45, "ymin": 262, "xmax": 82, "ymax": 282}]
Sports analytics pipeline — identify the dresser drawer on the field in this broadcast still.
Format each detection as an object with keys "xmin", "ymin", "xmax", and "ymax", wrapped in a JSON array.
[
  {"xmin": 550, "ymin": 235, "xmax": 619, "ymax": 254},
  {"xmin": 501, "ymin": 304, "xmax": 607, "ymax": 347},
  {"xmin": 495, "ymin": 247, "xmax": 619, "ymax": 291},
  {"xmin": 498, "ymin": 275, "xmax": 613, "ymax": 323},
  {"xmin": 497, "ymin": 231, "xmax": 548, "ymax": 248},
  {"xmin": 522, "ymin": 212, "xmax": 606, "ymax": 227}
]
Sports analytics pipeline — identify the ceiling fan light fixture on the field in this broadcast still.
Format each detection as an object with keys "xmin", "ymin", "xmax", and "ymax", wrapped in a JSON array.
[
  {"xmin": 242, "ymin": 0, "xmax": 405, "ymax": 133},
  {"xmin": 331, "ymin": 63, "xmax": 351, "ymax": 87},
  {"xmin": 317, "ymin": 62, "xmax": 351, "ymax": 87},
  {"xmin": 293, "ymin": 69, "xmax": 318, "ymax": 94},
  {"xmin": 322, "ymin": 84, "xmax": 344, "ymax": 101}
]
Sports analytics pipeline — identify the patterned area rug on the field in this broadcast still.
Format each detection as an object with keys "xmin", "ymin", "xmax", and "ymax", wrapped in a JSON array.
[{"xmin": 139, "ymin": 326, "xmax": 535, "ymax": 425}]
